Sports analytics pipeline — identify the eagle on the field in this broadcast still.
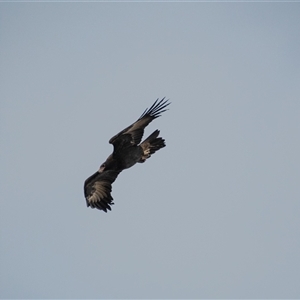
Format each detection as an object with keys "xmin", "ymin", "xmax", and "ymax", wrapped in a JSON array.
[{"xmin": 84, "ymin": 98, "xmax": 170, "ymax": 212}]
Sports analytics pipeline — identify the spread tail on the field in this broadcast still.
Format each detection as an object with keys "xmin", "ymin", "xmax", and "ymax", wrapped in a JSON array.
[{"xmin": 139, "ymin": 130, "xmax": 166, "ymax": 163}]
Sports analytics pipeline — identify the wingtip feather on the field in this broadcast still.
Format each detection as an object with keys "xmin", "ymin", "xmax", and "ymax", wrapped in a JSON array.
[{"xmin": 139, "ymin": 97, "xmax": 171, "ymax": 119}]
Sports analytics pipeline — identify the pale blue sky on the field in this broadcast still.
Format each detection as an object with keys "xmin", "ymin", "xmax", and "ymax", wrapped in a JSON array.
[{"xmin": 1, "ymin": 3, "xmax": 300, "ymax": 299}]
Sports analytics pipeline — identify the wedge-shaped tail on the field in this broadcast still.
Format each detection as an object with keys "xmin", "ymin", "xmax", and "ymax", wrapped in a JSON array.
[{"xmin": 139, "ymin": 129, "xmax": 166, "ymax": 163}]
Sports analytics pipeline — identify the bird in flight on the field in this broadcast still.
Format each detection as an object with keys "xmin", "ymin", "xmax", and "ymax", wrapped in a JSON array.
[{"xmin": 84, "ymin": 98, "xmax": 170, "ymax": 212}]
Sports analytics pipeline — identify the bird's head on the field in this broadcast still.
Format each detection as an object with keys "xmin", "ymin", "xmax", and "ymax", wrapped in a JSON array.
[{"xmin": 99, "ymin": 154, "xmax": 117, "ymax": 172}]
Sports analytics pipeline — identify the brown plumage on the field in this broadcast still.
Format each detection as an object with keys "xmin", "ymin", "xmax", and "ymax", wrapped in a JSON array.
[{"xmin": 84, "ymin": 98, "xmax": 170, "ymax": 212}]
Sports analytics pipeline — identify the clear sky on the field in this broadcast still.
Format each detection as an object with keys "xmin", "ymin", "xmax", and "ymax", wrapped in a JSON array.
[{"xmin": 1, "ymin": 2, "xmax": 300, "ymax": 299}]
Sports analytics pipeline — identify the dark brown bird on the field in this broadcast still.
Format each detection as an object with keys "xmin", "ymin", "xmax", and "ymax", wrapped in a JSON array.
[{"xmin": 84, "ymin": 98, "xmax": 170, "ymax": 212}]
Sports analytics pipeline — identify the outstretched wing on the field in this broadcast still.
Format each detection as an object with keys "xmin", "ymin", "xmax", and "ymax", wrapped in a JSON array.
[
  {"xmin": 84, "ymin": 170, "xmax": 120, "ymax": 212},
  {"xmin": 109, "ymin": 98, "xmax": 170, "ymax": 149}
]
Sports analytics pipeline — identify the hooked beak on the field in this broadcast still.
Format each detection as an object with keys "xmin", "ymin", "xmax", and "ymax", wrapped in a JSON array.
[{"xmin": 99, "ymin": 165, "xmax": 105, "ymax": 172}]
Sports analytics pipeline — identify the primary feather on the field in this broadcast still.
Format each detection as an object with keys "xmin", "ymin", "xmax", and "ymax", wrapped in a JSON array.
[{"xmin": 109, "ymin": 97, "xmax": 170, "ymax": 147}]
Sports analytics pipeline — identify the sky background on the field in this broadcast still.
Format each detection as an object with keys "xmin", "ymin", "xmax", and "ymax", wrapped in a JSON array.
[{"xmin": 1, "ymin": 2, "xmax": 300, "ymax": 299}]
